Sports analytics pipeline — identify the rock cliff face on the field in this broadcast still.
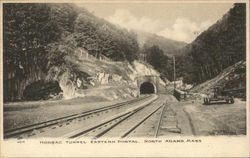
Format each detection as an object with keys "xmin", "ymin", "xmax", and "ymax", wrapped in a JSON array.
[
  {"xmin": 3, "ymin": 64, "xmax": 46, "ymax": 101},
  {"xmin": 9, "ymin": 44, "xmax": 165, "ymax": 102},
  {"xmin": 51, "ymin": 51, "xmax": 164, "ymax": 101}
]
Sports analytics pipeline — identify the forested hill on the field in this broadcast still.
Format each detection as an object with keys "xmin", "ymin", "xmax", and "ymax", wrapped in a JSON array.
[
  {"xmin": 176, "ymin": 3, "xmax": 246, "ymax": 85},
  {"xmin": 136, "ymin": 31, "xmax": 187, "ymax": 57},
  {"xmin": 3, "ymin": 3, "xmax": 139, "ymax": 101}
]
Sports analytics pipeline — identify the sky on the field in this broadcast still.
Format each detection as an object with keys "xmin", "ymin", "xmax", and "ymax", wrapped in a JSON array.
[{"xmin": 76, "ymin": 2, "xmax": 234, "ymax": 43}]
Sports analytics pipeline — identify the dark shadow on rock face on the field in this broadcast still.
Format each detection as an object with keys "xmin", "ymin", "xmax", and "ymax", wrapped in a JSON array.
[
  {"xmin": 140, "ymin": 82, "xmax": 155, "ymax": 94},
  {"xmin": 23, "ymin": 80, "xmax": 62, "ymax": 101}
]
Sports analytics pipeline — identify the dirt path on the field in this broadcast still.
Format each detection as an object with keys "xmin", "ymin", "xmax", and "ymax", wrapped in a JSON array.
[{"xmin": 168, "ymin": 98, "xmax": 246, "ymax": 135}]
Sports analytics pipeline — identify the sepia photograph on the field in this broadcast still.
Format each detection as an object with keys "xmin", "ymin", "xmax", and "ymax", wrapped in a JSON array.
[{"xmin": 0, "ymin": 0, "xmax": 249, "ymax": 157}]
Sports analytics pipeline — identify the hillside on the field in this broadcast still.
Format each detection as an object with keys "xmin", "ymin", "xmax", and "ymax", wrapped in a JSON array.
[
  {"xmin": 191, "ymin": 60, "xmax": 246, "ymax": 98},
  {"xmin": 136, "ymin": 31, "xmax": 187, "ymax": 57},
  {"xmin": 2, "ymin": 3, "xmax": 152, "ymax": 102},
  {"xmin": 176, "ymin": 4, "xmax": 246, "ymax": 85},
  {"xmin": 134, "ymin": 31, "xmax": 186, "ymax": 82}
]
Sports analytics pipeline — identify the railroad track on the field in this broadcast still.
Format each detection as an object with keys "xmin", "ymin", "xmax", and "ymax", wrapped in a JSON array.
[
  {"xmin": 120, "ymin": 101, "xmax": 167, "ymax": 138},
  {"xmin": 65, "ymin": 96, "xmax": 165, "ymax": 139},
  {"xmin": 4, "ymin": 95, "xmax": 153, "ymax": 139},
  {"xmin": 154, "ymin": 102, "xmax": 167, "ymax": 138}
]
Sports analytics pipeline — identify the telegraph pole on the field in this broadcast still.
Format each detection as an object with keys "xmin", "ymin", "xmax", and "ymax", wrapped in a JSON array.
[{"xmin": 173, "ymin": 56, "xmax": 176, "ymax": 90}]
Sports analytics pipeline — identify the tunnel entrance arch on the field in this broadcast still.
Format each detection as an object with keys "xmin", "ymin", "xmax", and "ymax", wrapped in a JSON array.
[
  {"xmin": 137, "ymin": 75, "xmax": 161, "ymax": 95},
  {"xmin": 140, "ymin": 82, "xmax": 155, "ymax": 94}
]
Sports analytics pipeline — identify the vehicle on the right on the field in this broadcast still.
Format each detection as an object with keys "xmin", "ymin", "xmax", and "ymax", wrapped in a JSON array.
[{"xmin": 203, "ymin": 87, "xmax": 234, "ymax": 105}]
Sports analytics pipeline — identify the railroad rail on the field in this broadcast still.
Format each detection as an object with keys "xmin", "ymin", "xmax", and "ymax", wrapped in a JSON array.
[
  {"xmin": 154, "ymin": 102, "xmax": 167, "ymax": 137},
  {"xmin": 121, "ymin": 104, "xmax": 163, "ymax": 138},
  {"xmin": 65, "ymin": 96, "xmax": 164, "ymax": 139},
  {"xmin": 4, "ymin": 95, "xmax": 152, "ymax": 139}
]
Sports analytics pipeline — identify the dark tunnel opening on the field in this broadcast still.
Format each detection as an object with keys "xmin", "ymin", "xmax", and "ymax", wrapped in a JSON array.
[{"xmin": 140, "ymin": 82, "xmax": 155, "ymax": 94}]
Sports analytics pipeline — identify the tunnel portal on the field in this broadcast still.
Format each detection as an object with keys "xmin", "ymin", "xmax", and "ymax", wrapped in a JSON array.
[{"xmin": 140, "ymin": 82, "xmax": 155, "ymax": 94}]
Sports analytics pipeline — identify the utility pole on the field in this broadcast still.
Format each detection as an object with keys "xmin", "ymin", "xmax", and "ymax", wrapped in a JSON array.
[{"xmin": 173, "ymin": 56, "xmax": 176, "ymax": 90}]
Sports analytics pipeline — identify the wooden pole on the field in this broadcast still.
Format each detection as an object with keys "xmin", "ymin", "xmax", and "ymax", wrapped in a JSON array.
[{"xmin": 173, "ymin": 56, "xmax": 176, "ymax": 90}]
